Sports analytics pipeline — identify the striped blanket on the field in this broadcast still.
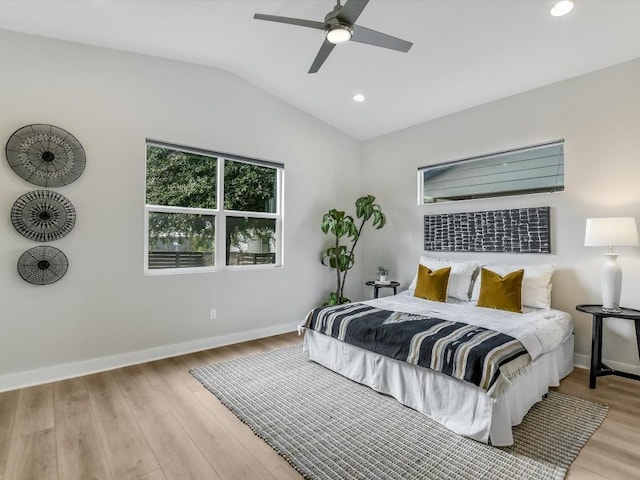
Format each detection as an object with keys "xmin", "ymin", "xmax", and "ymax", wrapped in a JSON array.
[{"xmin": 303, "ymin": 303, "xmax": 531, "ymax": 398}]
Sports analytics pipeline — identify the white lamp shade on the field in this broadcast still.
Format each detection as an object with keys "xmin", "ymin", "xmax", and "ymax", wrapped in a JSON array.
[{"xmin": 584, "ymin": 217, "xmax": 639, "ymax": 247}]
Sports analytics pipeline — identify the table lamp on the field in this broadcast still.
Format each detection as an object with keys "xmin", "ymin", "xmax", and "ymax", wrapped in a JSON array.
[{"xmin": 584, "ymin": 217, "xmax": 639, "ymax": 312}]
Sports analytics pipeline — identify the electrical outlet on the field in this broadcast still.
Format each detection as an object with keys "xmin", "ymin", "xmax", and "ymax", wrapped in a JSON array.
[{"xmin": 209, "ymin": 308, "xmax": 217, "ymax": 320}]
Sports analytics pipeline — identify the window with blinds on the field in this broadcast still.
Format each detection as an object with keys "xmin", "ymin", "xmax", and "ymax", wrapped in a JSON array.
[
  {"xmin": 144, "ymin": 140, "xmax": 284, "ymax": 274},
  {"xmin": 419, "ymin": 140, "xmax": 564, "ymax": 204}
]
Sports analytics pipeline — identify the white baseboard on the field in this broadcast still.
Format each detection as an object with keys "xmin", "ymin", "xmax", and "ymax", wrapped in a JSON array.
[
  {"xmin": 0, "ymin": 321, "xmax": 299, "ymax": 393},
  {"xmin": 574, "ymin": 353, "xmax": 640, "ymax": 375},
  {"xmin": 573, "ymin": 353, "xmax": 590, "ymax": 370}
]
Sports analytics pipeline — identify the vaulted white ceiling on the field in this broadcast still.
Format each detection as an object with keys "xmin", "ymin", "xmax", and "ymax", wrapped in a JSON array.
[{"xmin": 1, "ymin": 0, "xmax": 639, "ymax": 140}]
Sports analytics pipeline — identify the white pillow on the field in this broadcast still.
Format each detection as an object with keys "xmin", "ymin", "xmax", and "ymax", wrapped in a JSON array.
[
  {"xmin": 408, "ymin": 256, "xmax": 479, "ymax": 301},
  {"xmin": 471, "ymin": 264, "xmax": 556, "ymax": 309}
]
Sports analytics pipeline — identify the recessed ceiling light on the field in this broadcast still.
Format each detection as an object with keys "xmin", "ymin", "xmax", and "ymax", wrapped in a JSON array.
[
  {"xmin": 550, "ymin": 0, "xmax": 575, "ymax": 17},
  {"xmin": 353, "ymin": 94, "xmax": 365, "ymax": 103}
]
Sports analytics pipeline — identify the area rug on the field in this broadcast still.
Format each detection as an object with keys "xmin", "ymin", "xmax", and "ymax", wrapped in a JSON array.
[{"xmin": 191, "ymin": 346, "xmax": 607, "ymax": 480}]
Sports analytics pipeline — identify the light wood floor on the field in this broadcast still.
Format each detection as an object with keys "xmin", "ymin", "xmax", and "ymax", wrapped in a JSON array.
[{"xmin": 0, "ymin": 332, "xmax": 638, "ymax": 480}]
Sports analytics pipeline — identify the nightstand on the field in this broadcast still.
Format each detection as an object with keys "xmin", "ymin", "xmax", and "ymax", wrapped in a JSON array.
[
  {"xmin": 365, "ymin": 280, "xmax": 400, "ymax": 299},
  {"xmin": 576, "ymin": 304, "xmax": 640, "ymax": 388}
]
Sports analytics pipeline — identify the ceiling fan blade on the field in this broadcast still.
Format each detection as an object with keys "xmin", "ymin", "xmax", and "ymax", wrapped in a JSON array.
[
  {"xmin": 253, "ymin": 13, "xmax": 325, "ymax": 30},
  {"xmin": 338, "ymin": 0, "xmax": 369, "ymax": 25},
  {"xmin": 351, "ymin": 25, "xmax": 412, "ymax": 52},
  {"xmin": 308, "ymin": 40, "xmax": 336, "ymax": 73}
]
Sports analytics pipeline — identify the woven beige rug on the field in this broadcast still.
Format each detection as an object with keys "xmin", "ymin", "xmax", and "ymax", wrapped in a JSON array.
[{"xmin": 191, "ymin": 346, "xmax": 607, "ymax": 480}]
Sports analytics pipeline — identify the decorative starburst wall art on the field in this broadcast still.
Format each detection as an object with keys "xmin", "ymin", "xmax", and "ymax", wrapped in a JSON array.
[
  {"xmin": 11, "ymin": 190, "xmax": 76, "ymax": 242},
  {"xmin": 6, "ymin": 124, "xmax": 86, "ymax": 187},
  {"xmin": 17, "ymin": 245, "xmax": 69, "ymax": 285}
]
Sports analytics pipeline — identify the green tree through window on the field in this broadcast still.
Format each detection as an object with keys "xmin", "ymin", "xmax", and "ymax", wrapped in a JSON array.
[
  {"xmin": 145, "ymin": 142, "xmax": 282, "ymax": 271},
  {"xmin": 146, "ymin": 146, "xmax": 217, "ymax": 255},
  {"xmin": 224, "ymin": 161, "xmax": 276, "ymax": 265}
]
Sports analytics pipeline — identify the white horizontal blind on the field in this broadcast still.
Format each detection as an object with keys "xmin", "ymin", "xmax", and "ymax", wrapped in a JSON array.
[
  {"xmin": 146, "ymin": 138, "xmax": 284, "ymax": 169},
  {"xmin": 420, "ymin": 141, "xmax": 564, "ymax": 203}
]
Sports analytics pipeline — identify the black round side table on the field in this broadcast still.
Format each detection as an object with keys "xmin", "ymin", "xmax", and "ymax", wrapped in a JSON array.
[
  {"xmin": 365, "ymin": 280, "xmax": 400, "ymax": 299},
  {"xmin": 576, "ymin": 304, "xmax": 640, "ymax": 388}
]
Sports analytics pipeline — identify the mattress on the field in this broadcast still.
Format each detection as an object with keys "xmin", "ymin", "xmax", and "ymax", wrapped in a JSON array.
[{"xmin": 301, "ymin": 293, "xmax": 574, "ymax": 446}]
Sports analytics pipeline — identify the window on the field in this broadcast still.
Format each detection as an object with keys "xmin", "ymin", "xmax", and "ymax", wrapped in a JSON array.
[
  {"xmin": 418, "ymin": 140, "xmax": 564, "ymax": 204},
  {"xmin": 145, "ymin": 140, "xmax": 283, "ymax": 273}
]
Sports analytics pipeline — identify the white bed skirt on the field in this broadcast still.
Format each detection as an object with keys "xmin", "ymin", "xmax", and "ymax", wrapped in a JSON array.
[{"xmin": 303, "ymin": 330, "xmax": 574, "ymax": 446}]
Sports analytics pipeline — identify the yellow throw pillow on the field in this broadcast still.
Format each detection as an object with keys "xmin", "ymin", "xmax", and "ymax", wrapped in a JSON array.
[
  {"xmin": 476, "ymin": 268, "xmax": 524, "ymax": 313},
  {"xmin": 414, "ymin": 265, "xmax": 451, "ymax": 302}
]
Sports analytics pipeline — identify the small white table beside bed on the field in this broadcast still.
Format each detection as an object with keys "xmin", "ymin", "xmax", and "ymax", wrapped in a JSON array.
[{"xmin": 300, "ymin": 258, "xmax": 573, "ymax": 447}]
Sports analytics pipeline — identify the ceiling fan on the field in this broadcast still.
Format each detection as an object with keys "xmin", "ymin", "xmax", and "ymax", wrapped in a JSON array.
[{"xmin": 254, "ymin": 0, "xmax": 413, "ymax": 73}]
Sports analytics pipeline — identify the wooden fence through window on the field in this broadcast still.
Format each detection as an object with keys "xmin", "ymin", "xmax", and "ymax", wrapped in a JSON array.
[{"xmin": 148, "ymin": 251, "xmax": 275, "ymax": 269}]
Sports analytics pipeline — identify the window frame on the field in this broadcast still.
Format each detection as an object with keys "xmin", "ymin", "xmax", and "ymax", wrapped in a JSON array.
[{"xmin": 144, "ymin": 140, "xmax": 284, "ymax": 275}]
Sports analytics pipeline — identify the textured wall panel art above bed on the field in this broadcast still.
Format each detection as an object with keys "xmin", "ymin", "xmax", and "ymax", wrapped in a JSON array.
[{"xmin": 424, "ymin": 207, "xmax": 550, "ymax": 253}]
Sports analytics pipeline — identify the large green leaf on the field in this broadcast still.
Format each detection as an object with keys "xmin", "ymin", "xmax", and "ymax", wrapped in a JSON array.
[{"xmin": 321, "ymin": 209, "xmax": 358, "ymax": 239}]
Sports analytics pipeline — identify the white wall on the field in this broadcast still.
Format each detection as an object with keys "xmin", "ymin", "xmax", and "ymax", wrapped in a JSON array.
[
  {"xmin": 0, "ymin": 30, "xmax": 363, "ymax": 390},
  {"xmin": 362, "ymin": 58, "xmax": 640, "ymax": 374},
  {"xmin": 3, "ymin": 29, "xmax": 639, "ymax": 391}
]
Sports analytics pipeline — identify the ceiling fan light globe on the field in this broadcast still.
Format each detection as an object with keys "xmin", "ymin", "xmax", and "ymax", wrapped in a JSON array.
[
  {"xmin": 550, "ymin": 0, "xmax": 575, "ymax": 16},
  {"xmin": 325, "ymin": 25, "xmax": 352, "ymax": 44}
]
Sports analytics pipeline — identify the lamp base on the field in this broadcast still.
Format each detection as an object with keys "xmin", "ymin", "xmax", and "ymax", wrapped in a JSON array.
[{"xmin": 601, "ymin": 253, "xmax": 622, "ymax": 311}]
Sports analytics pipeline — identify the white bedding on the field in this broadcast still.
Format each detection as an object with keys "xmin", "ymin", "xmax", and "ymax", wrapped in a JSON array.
[
  {"xmin": 302, "ymin": 292, "xmax": 574, "ymax": 446},
  {"xmin": 362, "ymin": 291, "xmax": 572, "ymax": 360}
]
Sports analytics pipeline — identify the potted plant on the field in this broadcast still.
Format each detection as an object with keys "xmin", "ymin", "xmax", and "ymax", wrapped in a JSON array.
[
  {"xmin": 321, "ymin": 195, "xmax": 386, "ymax": 305},
  {"xmin": 376, "ymin": 266, "xmax": 390, "ymax": 284}
]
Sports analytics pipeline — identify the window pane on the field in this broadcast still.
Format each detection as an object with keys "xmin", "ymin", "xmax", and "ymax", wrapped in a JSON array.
[
  {"xmin": 224, "ymin": 160, "xmax": 277, "ymax": 213},
  {"xmin": 146, "ymin": 145, "xmax": 217, "ymax": 209},
  {"xmin": 421, "ymin": 141, "xmax": 564, "ymax": 203},
  {"xmin": 225, "ymin": 217, "xmax": 276, "ymax": 266},
  {"xmin": 148, "ymin": 212, "xmax": 215, "ymax": 269}
]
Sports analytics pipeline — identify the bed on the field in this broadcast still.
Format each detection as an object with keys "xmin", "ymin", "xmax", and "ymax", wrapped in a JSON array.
[{"xmin": 300, "ymin": 258, "xmax": 574, "ymax": 447}]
